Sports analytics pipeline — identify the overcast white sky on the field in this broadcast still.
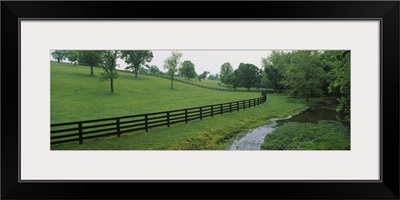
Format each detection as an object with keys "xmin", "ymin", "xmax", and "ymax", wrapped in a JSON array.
[{"xmin": 52, "ymin": 50, "xmax": 272, "ymax": 75}]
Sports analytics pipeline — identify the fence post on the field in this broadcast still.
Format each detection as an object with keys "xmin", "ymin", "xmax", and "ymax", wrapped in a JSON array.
[
  {"xmin": 243, "ymin": 100, "xmax": 246, "ymax": 110},
  {"xmin": 249, "ymin": 99, "xmax": 251, "ymax": 108},
  {"xmin": 185, "ymin": 109, "xmax": 188, "ymax": 123},
  {"xmin": 254, "ymin": 99, "xmax": 256, "ymax": 107},
  {"xmin": 78, "ymin": 122, "xmax": 83, "ymax": 144},
  {"xmin": 116, "ymin": 118, "xmax": 120, "ymax": 137},
  {"xmin": 229, "ymin": 102, "xmax": 232, "ymax": 113},
  {"xmin": 211, "ymin": 105, "xmax": 214, "ymax": 117},
  {"xmin": 200, "ymin": 107, "xmax": 203, "ymax": 120},
  {"xmin": 145, "ymin": 114, "xmax": 148, "ymax": 132},
  {"xmin": 220, "ymin": 104, "xmax": 223, "ymax": 115},
  {"xmin": 237, "ymin": 101, "xmax": 239, "ymax": 112},
  {"xmin": 167, "ymin": 112, "xmax": 170, "ymax": 127}
]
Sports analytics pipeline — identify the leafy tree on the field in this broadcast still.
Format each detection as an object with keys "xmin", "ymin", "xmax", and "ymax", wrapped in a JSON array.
[
  {"xmin": 327, "ymin": 50, "xmax": 350, "ymax": 122},
  {"xmin": 121, "ymin": 50, "xmax": 153, "ymax": 78},
  {"xmin": 179, "ymin": 60, "xmax": 196, "ymax": 80},
  {"xmin": 225, "ymin": 70, "xmax": 241, "ymax": 91},
  {"xmin": 236, "ymin": 63, "xmax": 261, "ymax": 91},
  {"xmin": 65, "ymin": 50, "xmax": 79, "ymax": 66},
  {"xmin": 283, "ymin": 50, "xmax": 325, "ymax": 101},
  {"xmin": 99, "ymin": 50, "xmax": 120, "ymax": 93},
  {"xmin": 138, "ymin": 66, "xmax": 149, "ymax": 74},
  {"xmin": 261, "ymin": 51, "xmax": 290, "ymax": 93},
  {"xmin": 163, "ymin": 51, "xmax": 183, "ymax": 89},
  {"xmin": 148, "ymin": 65, "xmax": 161, "ymax": 75},
  {"xmin": 78, "ymin": 50, "xmax": 103, "ymax": 76},
  {"xmin": 197, "ymin": 71, "xmax": 209, "ymax": 81},
  {"xmin": 219, "ymin": 62, "xmax": 233, "ymax": 84},
  {"xmin": 207, "ymin": 73, "xmax": 220, "ymax": 80},
  {"xmin": 51, "ymin": 50, "xmax": 66, "ymax": 63}
]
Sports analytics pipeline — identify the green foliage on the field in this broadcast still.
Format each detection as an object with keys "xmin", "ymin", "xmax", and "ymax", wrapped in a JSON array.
[
  {"xmin": 65, "ymin": 50, "xmax": 79, "ymax": 66},
  {"xmin": 224, "ymin": 70, "xmax": 241, "ymax": 91},
  {"xmin": 51, "ymin": 50, "xmax": 66, "ymax": 62},
  {"xmin": 148, "ymin": 65, "xmax": 161, "ymax": 75},
  {"xmin": 197, "ymin": 71, "xmax": 209, "ymax": 81},
  {"xmin": 78, "ymin": 50, "xmax": 103, "ymax": 76},
  {"xmin": 121, "ymin": 50, "xmax": 153, "ymax": 78},
  {"xmin": 207, "ymin": 73, "xmax": 219, "ymax": 80},
  {"xmin": 99, "ymin": 50, "xmax": 120, "ymax": 93},
  {"xmin": 220, "ymin": 62, "xmax": 234, "ymax": 84},
  {"xmin": 283, "ymin": 51, "xmax": 325, "ymax": 101},
  {"xmin": 327, "ymin": 51, "xmax": 350, "ymax": 122},
  {"xmin": 236, "ymin": 63, "xmax": 261, "ymax": 91},
  {"xmin": 164, "ymin": 51, "xmax": 183, "ymax": 89},
  {"xmin": 261, "ymin": 121, "xmax": 350, "ymax": 150},
  {"xmin": 180, "ymin": 60, "xmax": 197, "ymax": 80},
  {"xmin": 261, "ymin": 51, "xmax": 290, "ymax": 93}
]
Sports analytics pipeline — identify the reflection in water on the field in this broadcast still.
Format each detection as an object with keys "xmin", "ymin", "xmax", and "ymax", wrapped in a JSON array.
[{"xmin": 230, "ymin": 106, "xmax": 342, "ymax": 150}]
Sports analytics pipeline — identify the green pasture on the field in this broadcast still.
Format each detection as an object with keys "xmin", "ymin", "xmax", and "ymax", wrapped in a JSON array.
[{"xmin": 51, "ymin": 62, "xmax": 259, "ymax": 123}]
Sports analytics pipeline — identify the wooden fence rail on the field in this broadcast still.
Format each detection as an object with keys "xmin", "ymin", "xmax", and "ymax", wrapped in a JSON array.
[{"xmin": 51, "ymin": 95, "xmax": 267, "ymax": 145}]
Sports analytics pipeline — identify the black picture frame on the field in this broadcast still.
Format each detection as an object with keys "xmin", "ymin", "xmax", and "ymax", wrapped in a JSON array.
[{"xmin": 2, "ymin": 1, "xmax": 399, "ymax": 199}]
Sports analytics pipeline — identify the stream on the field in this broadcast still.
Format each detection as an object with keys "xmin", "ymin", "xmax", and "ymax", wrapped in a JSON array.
[{"xmin": 229, "ymin": 106, "xmax": 339, "ymax": 150}]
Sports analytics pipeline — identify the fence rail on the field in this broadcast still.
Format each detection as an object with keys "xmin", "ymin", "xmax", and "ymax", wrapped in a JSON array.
[{"xmin": 51, "ymin": 95, "xmax": 267, "ymax": 145}]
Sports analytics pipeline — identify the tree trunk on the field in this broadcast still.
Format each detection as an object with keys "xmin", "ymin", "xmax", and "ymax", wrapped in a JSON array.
[
  {"xmin": 90, "ymin": 66, "xmax": 94, "ymax": 76},
  {"xmin": 306, "ymin": 93, "xmax": 309, "ymax": 102},
  {"xmin": 110, "ymin": 78, "xmax": 114, "ymax": 93},
  {"xmin": 135, "ymin": 68, "xmax": 138, "ymax": 77},
  {"xmin": 170, "ymin": 77, "xmax": 174, "ymax": 89}
]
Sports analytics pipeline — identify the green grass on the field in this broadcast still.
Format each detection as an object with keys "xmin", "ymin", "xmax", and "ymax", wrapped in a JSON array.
[
  {"xmin": 174, "ymin": 76, "xmax": 229, "ymax": 89},
  {"xmin": 51, "ymin": 62, "xmax": 260, "ymax": 123},
  {"xmin": 261, "ymin": 121, "xmax": 350, "ymax": 150},
  {"xmin": 51, "ymin": 93, "xmax": 309, "ymax": 150}
]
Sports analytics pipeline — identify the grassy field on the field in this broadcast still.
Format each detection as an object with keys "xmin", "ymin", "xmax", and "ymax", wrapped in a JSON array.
[
  {"xmin": 174, "ymin": 76, "xmax": 265, "ymax": 92},
  {"xmin": 51, "ymin": 93, "xmax": 309, "ymax": 150},
  {"xmin": 51, "ymin": 62, "xmax": 260, "ymax": 123},
  {"xmin": 261, "ymin": 121, "xmax": 350, "ymax": 150}
]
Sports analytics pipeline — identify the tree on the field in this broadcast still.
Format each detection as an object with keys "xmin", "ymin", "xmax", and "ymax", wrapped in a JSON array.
[
  {"xmin": 236, "ymin": 63, "xmax": 261, "ymax": 91},
  {"xmin": 179, "ymin": 60, "xmax": 196, "ymax": 80},
  {"xmin": 220, "ymin": 62, "xmax": 233, "ymax": 84},
  {"xmin": 327, "ymin": 50, "xmax": 350, "ymax": 122},
  {"xmin": 51, "ymin": 50, "xmax": 66, "ymax": 63},
  {"xmin": 197, "ymin": 71, "xmax": 209, "ymax": 81},
  {"xmin": 65, "ymin": 50, "xmax": 79, "ymax": 66},
  {"xmin": 78, "ymin": 50, "xmax": 103, "ymax": 76},
  {"xmin": 164, "ymin": 51, "xmax": 183, "ymax": 89},
  {"xmin": 261, "ymin": 51, "xmax": 290, "ymax": 93},
  {"xmin": 148, "ymin": 65, "xmax": 161, "ymax": 75},
  {"xmin": 121, "ymin": 50, "xmax": 153, "ymax": 78},
  {"xmin": 283, "ymin": 50, "xmax": 325, "ymax": 101},
  {"xmin": 99, "ymin": 50, "xmax": 120, "ymax": 93},
  {"xmin": 207, "ymin": 74, "xmax": 218, "ymax": 80},
  {"xmin": 225, "ymin": 70, "xmax": 241, "ymax": 91}
]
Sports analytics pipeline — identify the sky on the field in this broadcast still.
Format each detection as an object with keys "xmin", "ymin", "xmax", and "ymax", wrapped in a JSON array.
[{"xmin": 51, "ymin": 50, "xmax": 272, "ymax": 75}]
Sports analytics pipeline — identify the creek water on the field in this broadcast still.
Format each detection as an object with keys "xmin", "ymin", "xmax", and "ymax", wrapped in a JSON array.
[{"xmin": 229, "ymin": 106, "xmax": 339, "ymax": 150}]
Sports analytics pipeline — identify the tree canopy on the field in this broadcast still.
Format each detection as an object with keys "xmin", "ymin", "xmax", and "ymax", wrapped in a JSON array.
[
  {"xmin": 121, "ymin": 50, "xmax": 153, "ymax": 78},
  {"xmin": 163, "ymin": 51, "xmax": 183, "ymax": 89},
  {"xmin": 99, "ymin": 50, "xmax": 120, "ymax": 93},
  {"xmin": 51, "ymin": 50, "xmax": 66, "ymax": 63},
  {"xmin": 180, "ymin": 60, "xmax": 196, "ymax": 80},
  {"xmin": 78, "ymin": 50, "xmax": 103, "ymax": 76},
  {"xmin": 219, "ymin": 62, "xmax": 234, "ymax": 84}
]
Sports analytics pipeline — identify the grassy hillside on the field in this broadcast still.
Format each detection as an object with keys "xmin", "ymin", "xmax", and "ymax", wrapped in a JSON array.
[{"xmin": 51, "ymin": 62, "xmax": 259, "ymax": 123}]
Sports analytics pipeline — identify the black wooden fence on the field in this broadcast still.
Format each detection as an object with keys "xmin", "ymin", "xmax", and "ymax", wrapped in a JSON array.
[{"xmin": 51, "ymin": 95, "xmax": 267, "ymax": 145}]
